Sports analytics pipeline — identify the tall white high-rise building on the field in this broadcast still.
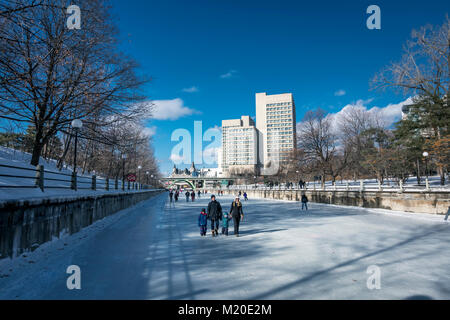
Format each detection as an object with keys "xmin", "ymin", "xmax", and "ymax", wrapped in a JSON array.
[
  {"xmin": 221, "ymin": 116, "xmax": 258, "ymax": 174},
  {"xmin": 255, "ymin": 92, "xmax": 297, "ymax": 169}
]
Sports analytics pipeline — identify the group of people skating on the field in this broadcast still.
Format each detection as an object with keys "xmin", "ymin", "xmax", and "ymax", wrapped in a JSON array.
[
  {"xmin": 168, "ymin": 187, "xmax": 309, "ymax": 238},
  {"xmin": 237, "ymin": 191, "xmax": 248, "ymax": 201},
  {"xmin": 199, "ymin": 194, "xmax": 244, "ymax": 237},
  {"xmin": 169, "ymin": 189, "xmax": 207, "ymax": 203}
]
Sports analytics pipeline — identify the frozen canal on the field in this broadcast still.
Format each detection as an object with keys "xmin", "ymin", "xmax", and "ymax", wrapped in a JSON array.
[{"xmin": 1, "ymin": 192, "xmax": 449, "ymax": 300}]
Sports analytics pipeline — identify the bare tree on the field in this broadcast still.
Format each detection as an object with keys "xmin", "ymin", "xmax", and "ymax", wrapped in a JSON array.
[
  {"xmin": 0, "ymin": 0, "xmax": 44, "ymax": 16},
  {"xmin": 372, "ymin": 16, "xmax": 449, "ymax": 102},
  {"xmin": 0, "ymin": 0, "xmax": 151, "ymax": 166},
  {"xmin": 372, "ymin": 16, "xmax": 450, "ymax": 185},
  {"xmin": 338, "ymin": 105, "xmax": 380, "ymax": 180},
  {"xmin": 298, "ymin": 109, "xmax": 348, "ymax": 187}
]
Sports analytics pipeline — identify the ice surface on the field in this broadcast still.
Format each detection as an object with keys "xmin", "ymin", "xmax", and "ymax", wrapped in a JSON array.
[{"xmin": 0, "ymin": 193, "xmax": 449, "ymax": 300}]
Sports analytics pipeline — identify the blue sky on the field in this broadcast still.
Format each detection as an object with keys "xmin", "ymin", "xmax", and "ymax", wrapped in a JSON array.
[{"xmin": 110, "ymin": 0, "xmax": 450, "ymax": 175}]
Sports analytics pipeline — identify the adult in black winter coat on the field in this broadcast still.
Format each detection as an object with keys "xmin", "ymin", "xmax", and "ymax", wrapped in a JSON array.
[
  {"xmin": 230, "ymin": 197, "xmax": 244, "ymax": 237},
  {"xmin": 207, "ymin": 195, "xmax": 222, "ymax": 236},
  {"xmin": 301, "ymin": 194, "xmax": 308, "ymax": 210}
]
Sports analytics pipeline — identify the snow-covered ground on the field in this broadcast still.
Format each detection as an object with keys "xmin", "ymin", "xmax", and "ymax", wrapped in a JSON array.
[
  {"xmin": 1, "ymin": 193, "xmax": 449, "ymax": 300},
  {"xmin": 0, "ymin": 147, "xmax": 145, "ymax": 202}
]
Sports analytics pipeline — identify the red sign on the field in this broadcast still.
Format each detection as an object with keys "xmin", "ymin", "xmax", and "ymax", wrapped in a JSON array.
[{"xmin": 127, "ymin": 174, "xmax": 136, "ymax": 182}]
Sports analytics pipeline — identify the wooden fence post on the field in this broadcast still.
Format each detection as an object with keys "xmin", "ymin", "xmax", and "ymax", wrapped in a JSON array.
[
  {"xmin": 35, "ymin": 165, "xmax": 44, "ymax": 191},
  {"xmin": 91, "ymin": 175, "xmax": 96, "ymax": 190},
  {"xmin": 105, "ymin": 178, "xmax": 109, "ymax": 191},
  {"xmin": 71, "ymin": 171, "xmax": 77, "ymax": 191}
]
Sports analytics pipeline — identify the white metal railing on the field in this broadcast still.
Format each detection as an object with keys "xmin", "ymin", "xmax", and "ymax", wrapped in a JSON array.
[{"xmin": 223, "ymin": 181, "xmax": 450, "ymax": 193}]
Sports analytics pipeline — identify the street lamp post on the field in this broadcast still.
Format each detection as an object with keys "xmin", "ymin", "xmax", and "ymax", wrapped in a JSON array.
[
  {"xmin": 423, "ymin": 151, "xmax": 430, "ymax": 190},
  {"xmin": 296, "ymin": 170, "xmax": 299, "ymax": 189},
  {"xmin": 122, "ymin": 153, "xmax": 127, "ymax": 191},
  {"xmin": 71, "ymin": 119, "xmax": 83, "ymax": 190},
  {"xmin": 146, "ymin": 171, "xmax": 149, "ymax": 186},
  {"xmin": 138, "ymin": 165, "xmax": 142, "ymax": 190},
  {"xmin": 151, "ymin": 174, "xmax": 154, "ymax": 187},
  {"xmin": 254, "ymin": 176, "xmax": 257, "ymax": 189},
  {"xmin": 113, "ymin": 150, "xmax": 121, "ymax": 190}
]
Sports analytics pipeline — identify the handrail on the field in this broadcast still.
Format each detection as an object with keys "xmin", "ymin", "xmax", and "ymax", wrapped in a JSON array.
[
  {"xmin": 0, "ymin": 163, "xmax": 38, "ymax": 172},
  {"xmin": 0, "ymin": 163, "xmax": 153, "ymax": 192}
]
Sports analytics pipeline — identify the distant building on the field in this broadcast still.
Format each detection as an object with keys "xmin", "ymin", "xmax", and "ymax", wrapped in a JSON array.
[
  {"xmin": 171, "ymin": 163, "xmax": 223, "ymax": 178},
  {"xmin": 401, "ymin": 104, "xmax": 434, "ymax": 138},
  {"xmin": 255, "ymin": 92, "xmax": 297, "ymax": 169},
  {"xmin": 199, "ymin": 167, "xmax": 224, "ymax": 178},
  {"xmin": 222, "ymin": 116, "xmax": 259, "ymax": 175},
  {"xmin": 171, "ymin": 162, "xmax": 200, "ymax": 178}
]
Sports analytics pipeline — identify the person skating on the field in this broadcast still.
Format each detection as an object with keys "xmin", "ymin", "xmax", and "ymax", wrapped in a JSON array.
[
  {"xmin": 230, "ymin": 197, "xmax": 244, "ymax": 237},
  {"xmin": 174, "ymin": 191, "xmax": 179, "ymax": 202},
  {"xmin": 197, "ymin": 190, "xmax": 201, "ymax": 198},
  {"xmin": 221, "ymin": 211, "xmax": 231, "ymax": 236},
  {"xmin": 207, "ymin": 195, "xmax": 222, "ymax": 237},
  {"xmin": 169, "ymin": 190, "xmax": 174, "ymax": 202},
  {"xmin": 243, "ymin": 192, "xmax": 248, "ymax": 201},
  {"xmin": 185, "ymin": 191, "xmax": 190, "ymax": 202},
  {"xmin": 301, "ymin": 194, "xmax": 309, "ymax": 210},
  {"xmin": 198, "ymin": 208, "xmax": 208, "ymax": 236},
  {"xmin": 191, "ymin": 191, "xmax": 195, "ymax": 202}
]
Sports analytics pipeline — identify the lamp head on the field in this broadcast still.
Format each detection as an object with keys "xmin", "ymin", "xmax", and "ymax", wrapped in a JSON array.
[{"xmin": 71, "ymin": 119, "xmax": 83, "ymax": 129}]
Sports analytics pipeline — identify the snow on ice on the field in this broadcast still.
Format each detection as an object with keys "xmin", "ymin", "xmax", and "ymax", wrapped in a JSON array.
[{"xmin": 0, "ymin": 192, "xmax": 449, "ymax": 300}]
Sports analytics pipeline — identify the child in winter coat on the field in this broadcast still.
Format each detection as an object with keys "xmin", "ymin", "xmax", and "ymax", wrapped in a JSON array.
[
  {"xmin": 221, "ymin": 211, "xmax": 232, "ymax": 236},
  {"xmin": 198, "ymin": 208, "xmax": 208, "ymax": 236}
]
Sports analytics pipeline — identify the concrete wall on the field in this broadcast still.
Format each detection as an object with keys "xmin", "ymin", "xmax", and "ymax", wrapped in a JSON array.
[
  {"xmin": 0, "ymin": 190, "xmax": 163, "ymax": 260},
  {"xmin": 215, "ymin": 189, "xmax": 450, "ymax": 215}
]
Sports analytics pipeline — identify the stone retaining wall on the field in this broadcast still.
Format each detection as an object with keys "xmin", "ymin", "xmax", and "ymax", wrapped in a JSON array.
[
  {"xmin": 0, "ymin": 190, "xmax": 164, "ymax": 259},
  {"xmin": 214, "ymin": 189, "xmax": 450, "ymax": 215}
]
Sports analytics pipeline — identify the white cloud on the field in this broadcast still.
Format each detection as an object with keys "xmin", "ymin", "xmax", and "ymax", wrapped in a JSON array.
[
  {"xmin": 142, "ymin": 126, "xmax": 157, "ymax": 137},
  {"xmin": 220, "ymin": 70, "xmax": 238, "ymax": 79},
  {"xmin": 182, "ymin": 86, "xmax": 199, "ymax": 93},
  {"xmin": 367, "ymin": 97, "xmax": 414, "ymax": 127},
  {"xmin": 152, "ymin": 98, "xmax": 199, "ymax": 120},
  {"xmin": 169, "ymin": 153, "xmax": 186, "ymax": 163},
  {"xmin": 297, "ymin": 97, "xmax": 413, "ymax": 133},
  {"xmin": 203, "ymin": 147, "xmax": 221, "ymax": 164},
  {"xmin": 334, "ymin": 89, "xmax": 346, "ymax": 97}
]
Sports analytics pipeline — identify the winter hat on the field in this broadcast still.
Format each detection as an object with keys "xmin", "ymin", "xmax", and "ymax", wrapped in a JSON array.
[{"xmin": 211, "ymin": 195, "xmax": 216, "ymax": 199}]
